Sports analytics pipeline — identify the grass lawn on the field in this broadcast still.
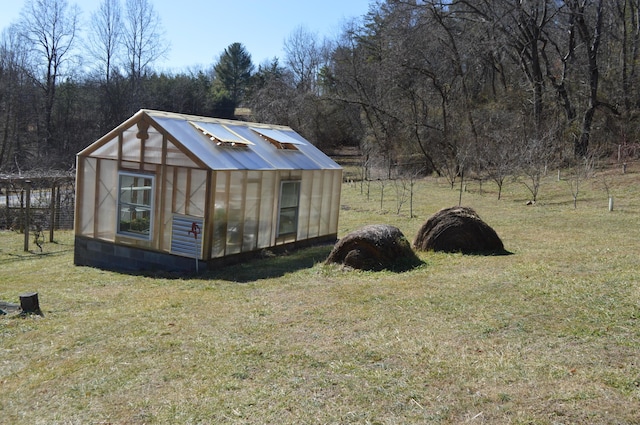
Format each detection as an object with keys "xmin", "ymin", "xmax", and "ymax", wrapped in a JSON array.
[{"xmin": 1, "ymin": 162, "xmax": 639, "ymax": 424}]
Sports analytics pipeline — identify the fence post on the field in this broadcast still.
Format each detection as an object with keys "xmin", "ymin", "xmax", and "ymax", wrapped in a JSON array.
[
  {"xmin": 23, "ymin": 180, "xmax": 31, "ymax": 252},
  {"xmin": 2, "ymin": 187, "xmax": 8, "ymax": 229},
  {"xmin": 49, "ymin": 183, "xmax": 56, "ymax": 242}
]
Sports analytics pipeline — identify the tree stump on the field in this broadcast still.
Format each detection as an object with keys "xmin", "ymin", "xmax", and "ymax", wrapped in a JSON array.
[{"xmin": 19, "ymin": 292, "xmax": 41, "ymax": 314}]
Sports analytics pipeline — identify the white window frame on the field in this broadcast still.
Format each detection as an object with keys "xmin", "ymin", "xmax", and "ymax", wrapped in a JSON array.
[
  {"xmin": 277, "ymin": 180, "xmax": 300, "ymax": 237},
  {"xmin": 116, "ymin": 171, "xmax": 155, "ymax": 240}
]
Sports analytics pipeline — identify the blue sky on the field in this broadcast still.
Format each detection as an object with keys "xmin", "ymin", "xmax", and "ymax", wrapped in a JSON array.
[{"xmin": 0, "ymin": 0, "xmax": 372, "ymax": 72}]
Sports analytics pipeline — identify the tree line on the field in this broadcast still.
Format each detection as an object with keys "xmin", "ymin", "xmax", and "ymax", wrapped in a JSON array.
[{"xmin": 1, "ymin": 0, "xmax": 639, "ymax": 187}]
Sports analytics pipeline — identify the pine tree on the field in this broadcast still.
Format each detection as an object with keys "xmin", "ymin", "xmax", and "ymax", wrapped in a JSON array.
[{"xmin": 213, "ymin": 42, "xmax": 254, "ymax": 111}]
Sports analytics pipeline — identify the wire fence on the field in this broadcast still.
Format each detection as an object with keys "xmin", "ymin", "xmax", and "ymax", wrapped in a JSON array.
[{"xmin": 0, "ymin": 177, "xmax": 75, "ymax": 233}]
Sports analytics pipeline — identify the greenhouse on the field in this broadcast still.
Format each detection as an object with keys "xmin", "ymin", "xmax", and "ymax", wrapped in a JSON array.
[{"xmin": 74, "ymin": 109, "xmax": 342, "ymax": 272}]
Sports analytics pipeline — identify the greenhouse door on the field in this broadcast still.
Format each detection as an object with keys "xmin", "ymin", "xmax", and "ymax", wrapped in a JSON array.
[{"xmin": 277, "ymin": 181, "xmax": 300, "ymax": 237}]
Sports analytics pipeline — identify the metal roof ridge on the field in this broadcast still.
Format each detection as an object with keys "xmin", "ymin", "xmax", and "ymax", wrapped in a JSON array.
[{"xmin": 142, "ymin": 109, "xmax": 293, "ymax": 131}]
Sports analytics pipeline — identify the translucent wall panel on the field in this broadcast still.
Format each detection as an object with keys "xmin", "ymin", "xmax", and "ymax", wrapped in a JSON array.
[
  {"xmin": 329, "ymin": 169, "xmax": 342, "ymax": 234},
  {"xmin": 226, "ymin": 171, "xmax": 244, "ymax": 255},
  {"xmin": 77, "ymin": 157, "xmax": 97, "ymax": 237},
  {"xmin": 120, "ymin": 161, "xmax": 139, "ymax": 169},
  {"xmin": 161, "ymin": 167, "xmax": 175, "ymax": 252},
  {"xmin": 173, "ymin": 167, "xmax": 188, "ymax": 215},
  {"xmin": 165, "ymin": 140, "xmax": 199, "ymax": 168},
  {"xmin": 307, "ymin": 170, "xmax": 323, "ymax": 238},
  {"xmin": 142, "ymin": 163, "xmax": 157, "ymax": 173},
  {"xmin": 211, "ymin": 171, "xmax": 228, "ymax": 258},
  {"xmin": 242, "ymin": 171, "xmax": 260, "ymax": 252},
  {"xmin": 90, "ymin": 137, "xmax": 119, "ymax": 159},
  {"xmin": 298, "ymin": 171, "xmax": 313, "ymax": 240},
  {"xmin": 257, "ymin": 172, "xmax": 276, "ymax": 248},
  {"xmin": 121, "ymin": 129, "xmax": 140, "ymax": 162},
  {"xmin": 187, "ymin": 169, "xmax": 207, "ymax": 217},
  {"xmin": 143, "ymin": 129, "xmax": 163, "ymax": 164},
  {"xmin": 95, "ymin": 159, "xmax": 117, "ymax": 240},
  {"xmin": 319, "ymin": 171, "xmax": 334, "ymax": 236}
]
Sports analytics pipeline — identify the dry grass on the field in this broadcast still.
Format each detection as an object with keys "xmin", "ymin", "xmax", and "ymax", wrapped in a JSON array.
[{"xmin": 1, "ymin": 162, "xmax": 639, "ymax": 424}]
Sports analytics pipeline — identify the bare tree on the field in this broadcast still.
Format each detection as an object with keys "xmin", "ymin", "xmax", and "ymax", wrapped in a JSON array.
[
  {"xmin": 17, "ymin": 0, "xmax": 80, "ymax": 156},
  {"xmin": 284, "ymin": 26, "xmax": 330, "ymax": 94},
  {"xmin": 247, "ymin": 58, "xmax": 295, "ymax": 124},
  {"xmin": 564, "ymin": 0, "xmax": 610, "ymax": 157},
  {"xmin": 477, "ymin": 136, "xmax": 517, "ymax": 201},
  {"xmin": 393, "ymin": 178, "xmax": 409, "ymax": 215},
  {"xmin": 450, "ymin": 0, "xmax": 555, "ymax": 136},
  {"xmin": 567, "ymin": 154, "xmax": 596, "ymax": 208},
  {"xmin": 122, "ymin": 0, "xmax": 168, "ymax": 96},
  {"xmin": 86, "ymin": 0, "xmax": 123, "ymax": 84},
  {"xmin": 85, "ymin": 0, "xmax": 126, "ymax": 130},
  {"xmin": 392, "ymin": 162, "xmax": 424, "ymax": 217},
  {"xmin": 330, "ymin": 11, "xmax": 408, "ymax": 176},
  {"xmin": 615, "ymin": 0, "xmax": 640, "ymax": 117},
  {"xmin": 517, "ymin": 125, "xmax": 560, "ymax": 203},
  {"xmin": 0, "ymin": 25, "xmax": 35, "ymax": 170},
  {"xmin": 473, "ymin": 108, "xmax": 522, "ymax": 200},
  {"xmin": 455, "ymin": 141, "xmax": 474, "ymax": 206}
]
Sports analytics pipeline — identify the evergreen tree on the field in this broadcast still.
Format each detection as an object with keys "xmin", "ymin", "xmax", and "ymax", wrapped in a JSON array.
[{"xmin": 213, "ymin": 42, "xmax": 254, "ymax": 111}]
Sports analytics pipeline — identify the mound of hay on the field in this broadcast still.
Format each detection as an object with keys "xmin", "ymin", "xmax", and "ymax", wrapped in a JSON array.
[
  {"xmin": 326, "ymin": 224, "xmax": 421, "ymax": 271},
  {"xmin": 413, "ymin": 206, "xmax": 505, "ymax": 254}
]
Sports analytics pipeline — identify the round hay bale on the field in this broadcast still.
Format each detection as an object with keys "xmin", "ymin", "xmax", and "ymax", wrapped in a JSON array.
[
  {"xmin": 413, "ymin": 206, "xmax": 505, "ymax": 254},
  {"xmin": 326, "ymin": 224, "xmax": 421, "ymax": 271}
]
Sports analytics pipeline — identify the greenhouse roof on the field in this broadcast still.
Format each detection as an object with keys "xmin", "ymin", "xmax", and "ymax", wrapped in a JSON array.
[{"xmin": 78, "ymin": 109, "xmax": 341, "ymax": 171}]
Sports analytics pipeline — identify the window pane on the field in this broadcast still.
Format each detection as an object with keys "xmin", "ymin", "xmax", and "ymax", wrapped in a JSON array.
[
  {"xmin": 278, "ymin": 207, "xmax": 297, "ymax": 235},
  {"xmin": 280, "ymin": 181, "xmax": 299, "ymax": 208},
  {"xmin": 119, "ymin": 175, "xmax": 152, "ymax": 207},
  {"xmin": 118, "ymin": 205, "xmax": 151, "ymax": 235},
  {"xmin": 118, "ymin": 172, "xmax": 154, "ymax": 238}
]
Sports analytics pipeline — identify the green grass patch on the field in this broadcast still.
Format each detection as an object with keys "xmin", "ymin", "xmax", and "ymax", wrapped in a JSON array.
[{"xmin": 1, "ymin": 163, "xmax": 639, "ymax": 423}]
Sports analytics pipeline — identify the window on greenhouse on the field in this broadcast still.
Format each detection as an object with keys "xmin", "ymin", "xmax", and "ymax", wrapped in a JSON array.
[
  {"xmin": 277, "ymin": 181, "xmax": 300, "ymax": 236},
  {"xmin": 190, "ymin": 121, "xmax": 252, "ymax": 148},
  {"xmin": 251, "ymin": 128, "xmax": 302, "ymax": 151},
  {"xmin": 117, "ymin": 172, "xmax": 154, "ymax": 239}
]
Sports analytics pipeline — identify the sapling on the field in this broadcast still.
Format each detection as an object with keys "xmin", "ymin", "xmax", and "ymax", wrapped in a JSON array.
[{"xmin": 567, "ymin": 155, "xmax": 595, "ymax": 208}]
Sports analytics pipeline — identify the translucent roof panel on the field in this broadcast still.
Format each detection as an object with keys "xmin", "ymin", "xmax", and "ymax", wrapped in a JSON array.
[
  {"xmin": 153, "ymin": 116, "xmax": 275, "ymax": 170},
  {"xmin": 145, "ymin": 110, "xmax": 342, "ymax": 171},
  {"xmin": 214, "ymin": 144, "xmax": 276, "ymax": 170},
  {"xmin": 294, "ymin": 141, "xmax": 342, "ymax": 169},
  {"xmin": 228, "ymin": 125, "xmax": 320, "ymax": 170}
]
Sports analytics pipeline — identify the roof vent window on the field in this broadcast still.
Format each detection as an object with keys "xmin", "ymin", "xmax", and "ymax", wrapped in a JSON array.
[
  {"xmin": 251, "ymin": 128, "xmax": 303, "ymax": 151},
  {"xmin": 189, "ymin": 121, "xmax": 252, "ymax": 148}
]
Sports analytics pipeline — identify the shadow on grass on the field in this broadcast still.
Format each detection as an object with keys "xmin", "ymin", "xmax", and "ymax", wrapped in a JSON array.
[
  {"xmin": 0, "ymin": 248, "xmax": 74, "ymax": 265},
  {"xmin": 203, "ymin": 244, "xmax": 334, "ymax": 283},
  {"xmin": 70, "ymin": 240, "xmax": 508, "ymax": 282},
  {"xmin": 464, "ymin": 248, "xmax": 514, "ymax": 256},
  {"xmin": 122, "ymin": 244, "xmax": 336, "ymax": 283},
  {"xmin": 137, "ymin": 244, "xmax": 427, "ymax": 282}
]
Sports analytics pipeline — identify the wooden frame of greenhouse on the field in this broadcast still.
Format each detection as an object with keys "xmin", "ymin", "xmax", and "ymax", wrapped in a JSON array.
[{"xmin": 74, "ymin": 110, "xmax": 342, "ymax": 272}]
